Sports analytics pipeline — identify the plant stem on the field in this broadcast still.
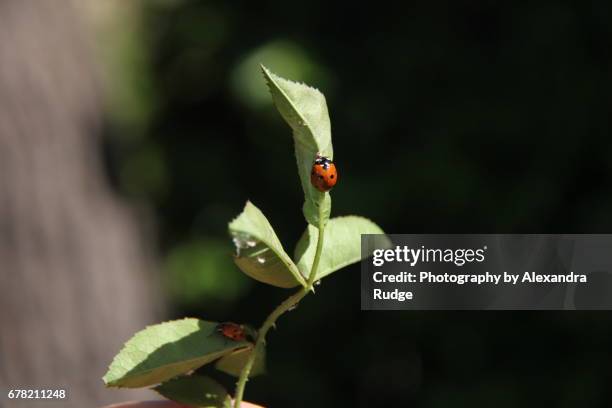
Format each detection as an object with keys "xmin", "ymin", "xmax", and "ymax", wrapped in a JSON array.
[
  {"xmin": 307, "ymin": 220, "xmax": 326, "ymax": 288},
  {"xmin": 233, "ymin": 214, "xmax": 326, "ymax": 408}
]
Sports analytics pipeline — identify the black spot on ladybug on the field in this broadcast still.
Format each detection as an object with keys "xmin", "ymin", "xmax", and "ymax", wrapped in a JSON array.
[
  {"xmin": 330, "ymin": 175, "xmax": 334, "ymax": 179},
  {"xmin": 319, "ymin": 175, "xmax": 323, "ymax": 179}
]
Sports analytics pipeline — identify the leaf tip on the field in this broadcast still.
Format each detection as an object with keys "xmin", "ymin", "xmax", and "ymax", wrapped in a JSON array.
[
  {"xmin": 260, "ymin": 64, "xmax": 274, "ymax": 83},
  {"xmin": 102, "ymin": 373, "xmax": 118, "ymax": 388}
]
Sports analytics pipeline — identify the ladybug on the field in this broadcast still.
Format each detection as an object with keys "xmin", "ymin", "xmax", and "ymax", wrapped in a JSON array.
[
  {"xmin": 216, "ymin": 322, "xmax": 246, "ymax": 342},
  {"xmin": 310, "ymin": 154, "xmax": 338, "ymax": 192}
]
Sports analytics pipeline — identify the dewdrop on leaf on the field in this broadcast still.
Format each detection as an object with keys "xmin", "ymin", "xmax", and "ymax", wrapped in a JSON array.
[{"xmin": 232, "ymin": 232, "xmax": 259, "ymax": 256}]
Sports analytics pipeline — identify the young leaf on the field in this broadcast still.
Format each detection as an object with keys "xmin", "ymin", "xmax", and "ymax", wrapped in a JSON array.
[
  {"xmin": 294, "ymin": 216, "xmax": 391, "ymax": 281},
  {"xmin": 154, "ymin": 375, "xmax": 231, "ymax": 408},
  {"xmin": 261, "ymin": 66, "xmax": 333, "ymax": 227},
  {"xmin": 215, "ymin": 345, "xmax": 266, "ymax": 378},
  {"xmin": 230, "ymin": 201, "xmax": 306, "ymax": 288},
  {"xmin": 103, "ymin": 318, "xmax": 249, "ymax": 388}
]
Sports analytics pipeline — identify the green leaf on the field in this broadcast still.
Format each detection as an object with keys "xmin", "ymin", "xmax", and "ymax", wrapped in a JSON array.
[
  {"xmin": 229, "ymin": 201, "xmax": 306, "ymax": 288},
  {"xmin": 154, "ymin": 375, "xmax": 231, "ymax": 408},
  {"xmin": 261, "ymin": 65, "xmax": 333, "ymax": 227},
  {"xmin": 294, "ymin": 216, "xmax": 391, "ymax": 281},
  {"xmin": 103, "ymin": 318, "xmax": 249, "ymax": 388},
  {"xmin": 215, "ymin": 345, "xmax": 266, "ymax": 378}
]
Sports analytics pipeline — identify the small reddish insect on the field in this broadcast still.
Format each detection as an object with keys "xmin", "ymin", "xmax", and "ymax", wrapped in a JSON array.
[
  {"xmin": 310, "ymin": 154, "xmax": 338, "ymax": 192},
  {"xmin": 216, "ymin": 322, "xmax": 246, "ymax": 341}
]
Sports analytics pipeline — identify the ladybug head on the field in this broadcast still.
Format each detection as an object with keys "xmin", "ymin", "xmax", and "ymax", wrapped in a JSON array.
[{"xmin": 314, "ymin": 154, "xmax": 332, "ymax": 168}]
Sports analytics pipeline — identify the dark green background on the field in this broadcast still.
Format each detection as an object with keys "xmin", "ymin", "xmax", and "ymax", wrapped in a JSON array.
[{"xmin": 104, "ymin": 1, "xmax": 612, "ymax": 406}]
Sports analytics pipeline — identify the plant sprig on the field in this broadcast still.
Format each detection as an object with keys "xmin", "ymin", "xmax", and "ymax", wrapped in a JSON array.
[
  {"xmin": 233, "ymin": 201, "xmax": 326, "ymax": 408},
  {"xmin": 103, "ymin": 67, "xmax": 389, "ymax": 408}
]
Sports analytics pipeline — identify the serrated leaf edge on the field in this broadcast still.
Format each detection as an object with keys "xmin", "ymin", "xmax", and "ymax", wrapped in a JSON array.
[
  {"xmin": 230, "ymin": 201, "xmax": 306, "ymax": 287},
  {"xmin": 261, "ymin": 65, "xmax": 330, "ymax": 157}
]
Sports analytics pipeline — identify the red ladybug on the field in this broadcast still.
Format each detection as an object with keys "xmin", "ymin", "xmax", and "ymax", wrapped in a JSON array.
[
  {"xmin": 216, "ymin": 322, "xmax": 246, "ymax": 341},
  {"xmin": 310, "ymin": 155, "xmax": 338, "ymax": 192}
]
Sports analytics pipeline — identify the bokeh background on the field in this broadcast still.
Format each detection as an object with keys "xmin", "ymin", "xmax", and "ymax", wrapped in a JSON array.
[{"xmin": 2, "ymin": 1, "xmax": 612, "ymax": 407}]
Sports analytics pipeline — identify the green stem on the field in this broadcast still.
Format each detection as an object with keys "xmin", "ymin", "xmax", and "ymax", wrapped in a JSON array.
[
  {"xmin": 307, "ymin": 220, "xmax": 326, "ymax": 287},
  {"xmin": 233, "ymin": 212, "xmax": 326, "ymax": 408}
]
